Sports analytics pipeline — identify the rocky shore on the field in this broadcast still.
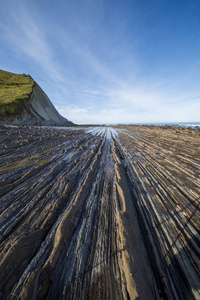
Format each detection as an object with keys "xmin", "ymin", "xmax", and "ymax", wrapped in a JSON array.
[{"xmin": 0, "ymin": 125, "xmax": 199, "ymax": 299}]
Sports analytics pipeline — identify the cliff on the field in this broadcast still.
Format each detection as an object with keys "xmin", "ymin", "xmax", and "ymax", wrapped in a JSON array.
[{"xmin": 0, "ymin": 69, "xmax": 73, "ymax": 126}]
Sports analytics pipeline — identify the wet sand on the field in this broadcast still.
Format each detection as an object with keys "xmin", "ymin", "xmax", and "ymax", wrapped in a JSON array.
[{"xmin": 0, "ymin": 125, "xmax": 199, "ymax": 299}]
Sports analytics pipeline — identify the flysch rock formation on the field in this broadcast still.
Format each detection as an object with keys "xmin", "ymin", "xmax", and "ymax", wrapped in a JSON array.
[
  {"xmin": 0, "ymin": 125, "xmax": 199, "ymax": 300},
  {"xmin": 22, "ymin": 82, "xmax": 73, "ymax": 126},
  {"xmin": 0, "ymin": 69, "xmax": 73, "ymax": 126}
]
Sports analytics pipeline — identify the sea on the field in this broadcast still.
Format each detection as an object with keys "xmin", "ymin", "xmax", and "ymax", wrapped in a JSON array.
[{"xmin": 126, "ymin": 122, "xmax": 200, "ymax": 128}]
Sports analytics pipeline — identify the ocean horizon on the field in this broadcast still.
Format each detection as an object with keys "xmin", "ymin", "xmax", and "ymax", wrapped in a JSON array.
[{"xmin": 114, "ymin": 122, "xmax": 200, "ymax": 128}]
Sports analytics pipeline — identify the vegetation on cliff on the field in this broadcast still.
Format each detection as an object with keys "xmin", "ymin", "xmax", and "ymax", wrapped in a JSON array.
[{"xmin": 0, "ymin": 69, "xmax": 34, "ymax": 116}]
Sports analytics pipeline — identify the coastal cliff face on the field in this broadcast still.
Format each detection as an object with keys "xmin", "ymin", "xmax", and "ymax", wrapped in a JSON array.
[
  {"xmin": 23, "ymin": 83, "xmax": 73, "ymax": 126},
  {"xmin": 0, "ymin": 69, "xmax": 73, "ymax": 126}
]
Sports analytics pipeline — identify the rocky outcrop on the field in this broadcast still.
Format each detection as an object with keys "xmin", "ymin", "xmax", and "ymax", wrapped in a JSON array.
[
  {"xmin": 20, "ymin": 82, "xmax": 74, "ymax": 126},
  {"xmin": 0, "ymin": 125, "xmax": 199, "ymax": 299},
  {"xmin": 0, "ymin": 69, "xmax": 74, "ymax": 126}
]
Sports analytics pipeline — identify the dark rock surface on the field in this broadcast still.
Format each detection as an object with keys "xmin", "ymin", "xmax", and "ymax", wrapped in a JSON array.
[{"xmin": 0, "ymin": 125, "xmax": 199, "ymax": 299}]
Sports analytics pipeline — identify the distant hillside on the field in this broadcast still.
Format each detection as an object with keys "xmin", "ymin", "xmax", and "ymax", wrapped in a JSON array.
[{"xmin": 0, "ymin": 69, "xmax": 74, "ymax": 126}]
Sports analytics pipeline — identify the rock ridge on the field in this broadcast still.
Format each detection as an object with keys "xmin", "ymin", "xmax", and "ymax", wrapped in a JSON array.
[{"xmin": 0, "ymin": 69, "xmax": 74, "ymax": 126}]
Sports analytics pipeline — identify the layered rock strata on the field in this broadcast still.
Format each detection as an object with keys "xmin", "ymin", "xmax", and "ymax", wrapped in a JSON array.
[
  {"xmin": 0, "ymin": 125, "xmax": 199, "ymax": 299},
  {"xmin": 20, "ymin": 83, "xmax": 74, "ymax": 126}
]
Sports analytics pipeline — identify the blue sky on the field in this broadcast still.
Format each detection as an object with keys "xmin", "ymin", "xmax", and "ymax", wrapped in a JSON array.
[{"xmin": 0, "ymin": 0, "xmax": 200, "ymax": 124}]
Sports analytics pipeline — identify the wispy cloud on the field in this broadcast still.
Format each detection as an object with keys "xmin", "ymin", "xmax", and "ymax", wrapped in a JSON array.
[
  {"xmin": 1, "ymin": 0, "xmax": 200, "ymax": 124},
  {"xmin": 1, "ymin": 2, "xmax": 63, "ymax": 82}
]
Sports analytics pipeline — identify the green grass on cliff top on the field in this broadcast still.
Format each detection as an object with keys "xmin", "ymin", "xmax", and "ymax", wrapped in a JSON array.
[{"xmin": 0, "ymin": 69, "xmax": 34, "ymax": 116}]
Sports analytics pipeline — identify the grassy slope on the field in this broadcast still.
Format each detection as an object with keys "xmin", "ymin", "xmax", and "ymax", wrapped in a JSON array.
[{"xmin": 0, "ymin": 69, "xmax": 34, "ymax": 116}]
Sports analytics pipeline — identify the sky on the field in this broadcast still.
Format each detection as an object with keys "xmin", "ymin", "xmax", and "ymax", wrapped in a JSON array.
[{"xmin": 0, "ymin": 0, "xmax": 200, "ymax": 124}]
